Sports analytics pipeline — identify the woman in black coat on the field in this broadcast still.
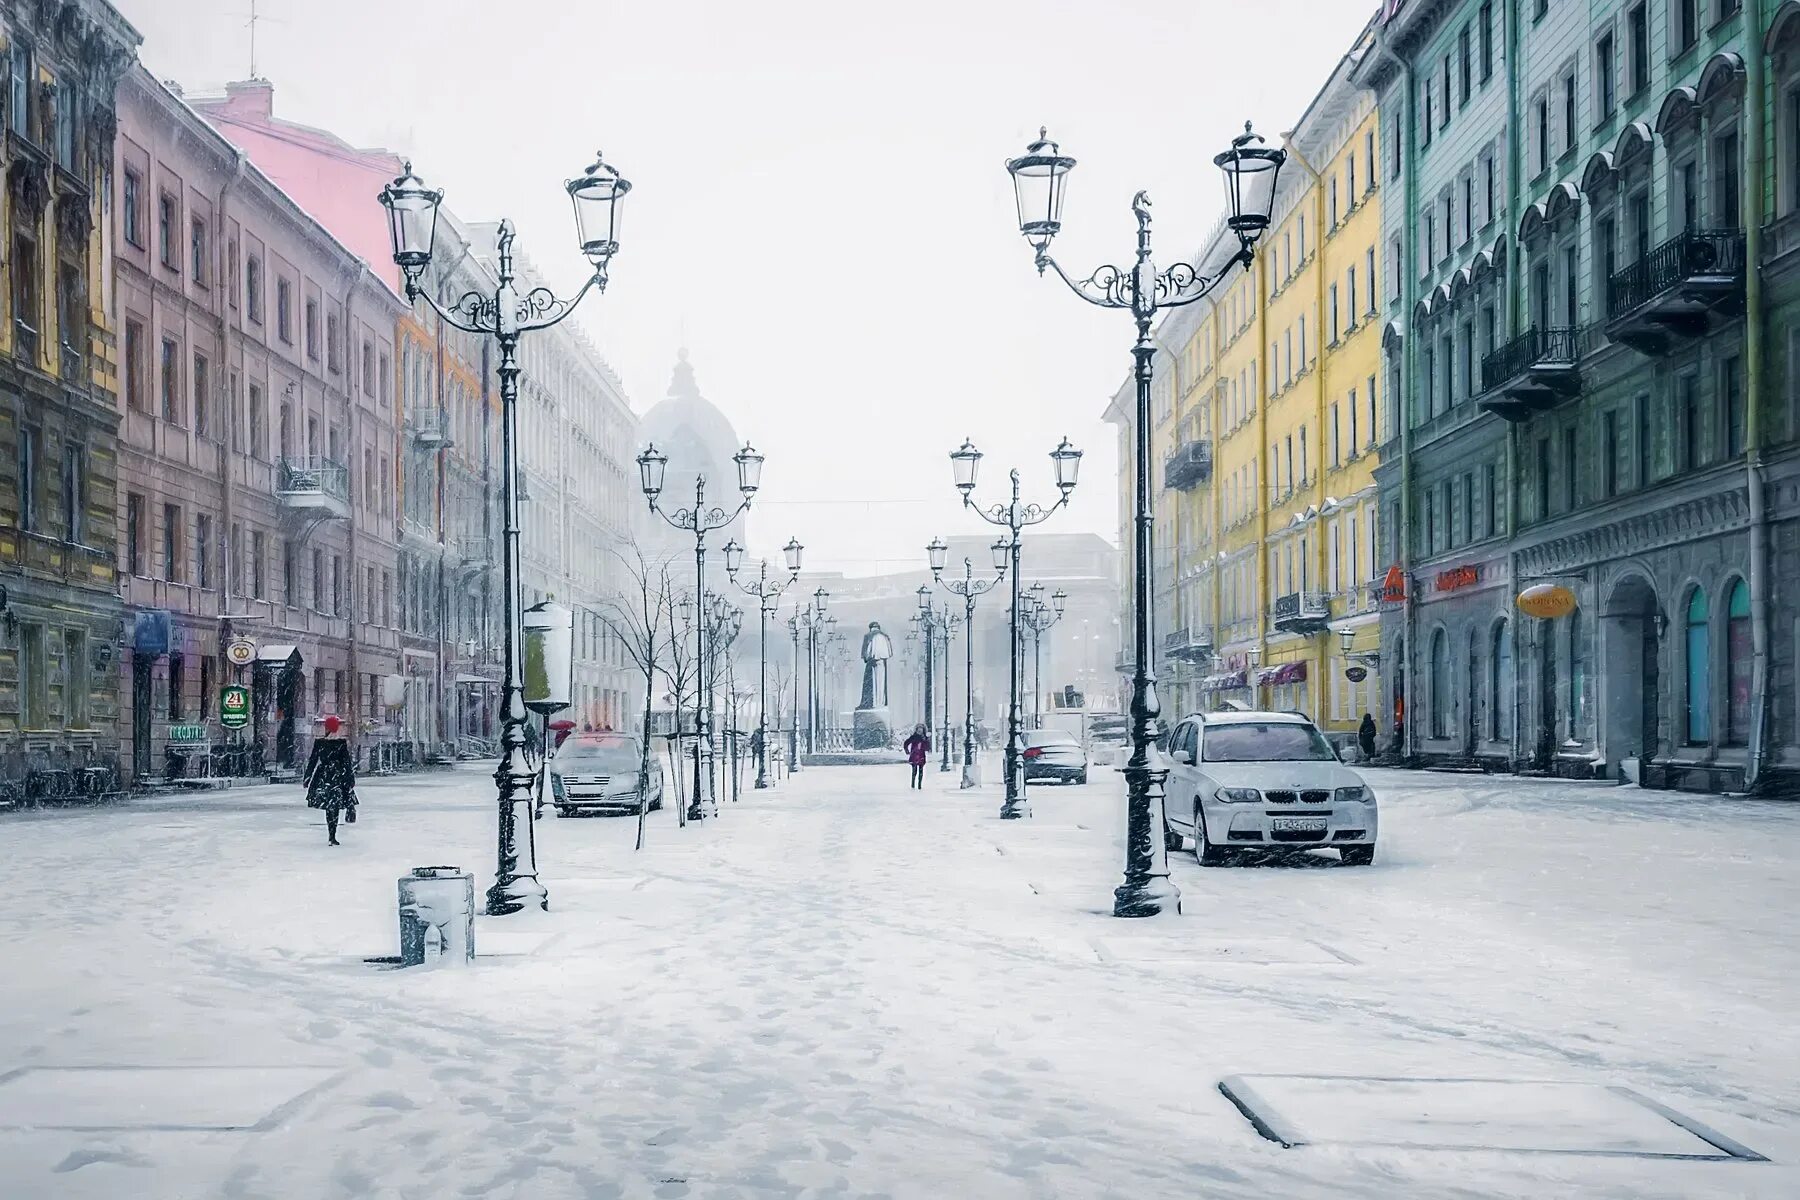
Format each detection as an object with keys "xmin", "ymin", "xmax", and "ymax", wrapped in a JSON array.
[{"xmin": 303, "ymin": 715, "xmax": 358, "ymax": 845}]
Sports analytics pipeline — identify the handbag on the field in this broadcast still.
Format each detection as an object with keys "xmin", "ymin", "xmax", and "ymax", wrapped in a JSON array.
[{"xmin": 345, "ymin": 791, "xmax": 358, "ymax": 822}]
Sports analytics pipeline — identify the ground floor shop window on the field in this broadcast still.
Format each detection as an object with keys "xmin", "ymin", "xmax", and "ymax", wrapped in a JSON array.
[
  {"xmin": 1568, "ymin": 607, "xmax": 1587, "ymax": 740},
  {"xmin": 1429, "ymin": 629, "xmax": 1449, "ymax": 739},
  {"xmin": 1726, "ymin": 579, "xmax": 1751, "ymax": 745},
  {"xmin": 1685, "ymin": 588, "xmax": 1711, "ymax": 745},
  {"xmin": 1491, "ymin": 620, "xmax": 1513, "ymax": 741}
]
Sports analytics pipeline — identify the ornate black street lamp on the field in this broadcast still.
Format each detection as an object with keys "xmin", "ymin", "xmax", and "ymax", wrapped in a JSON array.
[
  {"xmin": 949, "ymin": 441, "xmax": 1080, "ymax": 818},
  {"xmin": 1021, "ymin": 584, "xmax": 1066, "ymax": 728},
  {"xmin": 636, "ymin": 440, "xmax": 764, "ymax": 821},
  {"xmin": 725, "ymin": 536, "xmax": 804, "ymax": 788},
  {"xmin": 930, "ymin": 537, "xmax": 1008, "ymax": 789},
  {"xmin": 1005, "ymin": 121, "xmax": 1283, "ymax": 915},
  {"xmin": 917, "ymin": 585, "xmax": 961, "ymax": 772},
  {"xmin": 378, "ymin": 153, "xmax": 629, "ymax": 916},
  {"xmin": 791, "ymin": 588, "xmax": 830, "ymax": 756}
]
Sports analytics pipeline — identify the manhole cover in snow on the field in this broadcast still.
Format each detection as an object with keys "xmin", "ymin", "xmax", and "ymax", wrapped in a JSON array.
[
  {"xmin": 0, "ymin": 1065, "xmax": 342, "ymax": 1132},
  {"xmin": 1218, "ymin": 1074, "xmax": 1765, "ymax": 1160},
  {"xmin": 1095, "ymin": 937, "xmax": 1355, "ymax": 965}
]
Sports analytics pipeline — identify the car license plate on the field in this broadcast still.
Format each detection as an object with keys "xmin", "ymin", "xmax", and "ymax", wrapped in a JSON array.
[{"xmin": 1272, "ymin": 816, "xmax": 1327, "ymax": 833}]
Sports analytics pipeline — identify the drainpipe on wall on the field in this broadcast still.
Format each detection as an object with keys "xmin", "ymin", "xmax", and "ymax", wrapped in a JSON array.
[
  {"xmin": 215, "ymin": 152, "xmax": 246, "ymax": 659},
  {"xmin": 1744, "ymin": 0, "xmax": 1770, "ymax": 791},
  {"xmin": 341, "ymin": 261, "xmax": 362, "ymax": 751},
  {"xmin": 1398, "ymin": 53, "xmax": 1419, "ymax": 763},
  {"xmin": 1505, "ymin": 0, "xmax": 1526, "ymax": 771},
  {"xmin": 1279, "ymin": 132, "xmax": 1331, "ymax": 727}
]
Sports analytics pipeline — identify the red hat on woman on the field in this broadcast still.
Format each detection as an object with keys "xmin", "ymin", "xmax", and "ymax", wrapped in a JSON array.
[{"xmin": 322, "ymin": 715, "xmax": 342, "ymax": 735}]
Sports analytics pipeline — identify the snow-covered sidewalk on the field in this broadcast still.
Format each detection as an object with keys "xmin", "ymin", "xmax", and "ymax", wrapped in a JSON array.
[{"xmin": 1, "ymin": 762, "xmax": 1797, "ymax": 1198}]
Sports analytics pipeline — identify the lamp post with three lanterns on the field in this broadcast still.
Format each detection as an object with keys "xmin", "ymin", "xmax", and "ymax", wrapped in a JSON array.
[
  {"xmin": 377, "ymin": 152, "xmax": 629, "ymax": 916},
  {"xmin": 724, "ymin": 537, "xmax": 804, "ymax": 788},
  {"xmin": 1020, "ymin": 583, "xmax": 1067, "ymax": 730},
  {"xmin": 929, "ymin": 537, "xmax": 1009, "ymax": 789},
  {"xmin": 1003, "ymin": 120, "xmax": 1284, "ymax": 915},
  {"xmin": 947, "ymin": 439, "xmax": 1081, "ymax": 818},
  {"xmin": 635, "ymin": 442, "xmax": 765, "ymax": 821}
]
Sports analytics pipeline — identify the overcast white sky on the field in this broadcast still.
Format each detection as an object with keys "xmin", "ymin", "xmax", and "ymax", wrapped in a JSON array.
[{"xmin": 119, "ymin": 0, "xmax": 1375, "ymax": 578}]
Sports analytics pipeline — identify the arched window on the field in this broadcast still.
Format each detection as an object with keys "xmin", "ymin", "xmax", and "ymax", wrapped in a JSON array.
[
  {"xmin": 1726, "ymin": 579, "xmax": 1752, "ymax": 745},
  {"xmin": 1429, "ymin": 629, "xmax": 1450, "ymax": 739},
  {"xmin": 1568, "ymin": 605, "xmax": 1588, "ymax": 738},
  {"xmin": 1685, "ymin": 587, "xmax": 1712, "ymax": 744},
  {"xmin": 1491, "ymin": 620, "xmax": 1513, "ymax": 741}
]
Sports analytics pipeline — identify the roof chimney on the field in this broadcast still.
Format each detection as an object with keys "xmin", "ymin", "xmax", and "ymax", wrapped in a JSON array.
[{"xmin": 220, "ymin": 78, "xmax": 274, "ymax": 122}]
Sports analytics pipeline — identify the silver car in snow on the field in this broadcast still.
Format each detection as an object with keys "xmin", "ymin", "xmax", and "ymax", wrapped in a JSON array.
[
  {"xmin": 550, "ymin": 733, "xmax": 665, "ymax": 816},
  {"xmin": 1161, "ymin": 710, "xmax": 1378, "ymax": 866}
]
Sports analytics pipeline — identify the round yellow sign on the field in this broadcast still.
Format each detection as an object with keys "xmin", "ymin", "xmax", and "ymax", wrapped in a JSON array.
[{"xmin": 1516, "ymin": 583, "xmax": 1577, "ymax": 619}]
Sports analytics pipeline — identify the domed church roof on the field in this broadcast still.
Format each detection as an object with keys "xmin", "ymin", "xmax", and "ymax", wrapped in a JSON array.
[{"xmin": 639, "ymin": 349, "xmax": 742, "ymax": 491}]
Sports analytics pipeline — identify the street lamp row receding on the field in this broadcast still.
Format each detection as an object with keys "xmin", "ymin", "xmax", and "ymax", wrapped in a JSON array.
[
  {"xmin": 929, "ymin": 538, "xmax": 1008, "ymax": 789},
  {"xmin": 948, "ymin": 439, "xmax": 1080, "ymax": 819},
  {"xmin": 725, "ymin": 537, "xmax": 805, "ymax": 788},
  {"xmin": 1020, "ymin": 584, "xmax": 1067, "ymax": 729},
  {"xmin": 636, "ymin": 441, "xmax": 765, "ymax": 821},
  {"xmin": 914, "ymin": 586, "xmax": 961, "ymax": 773},
  {"xmin": 378, "ymin": 152, "xmax": 630, "ymax": 917},
  {"xmin": 787, "ymin": 587, "xmax": 833, "ymax": 763},
  {"xmin": 1005, "ymin": 121, "xmax": 1284, "ymax": 916}
]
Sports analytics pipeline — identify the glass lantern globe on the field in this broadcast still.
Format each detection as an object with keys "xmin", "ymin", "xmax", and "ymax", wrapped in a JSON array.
[
  {"xmin": 636, "ymin": 444, "xmax": 668, "ymax": 499},
  {"xmin": 783, "ymin": 537, "xmax": 804, "ymax": 573},
  {"xmin": 927, "ymin": 537, "xmax": 948, "ymax": 574},
  {"xmin": 566, "ymin": 151, "xmax": 631, "ymax": 270},
  {"xmin": 377, "ymin": 161, "xmax": 443, "ymax": 274},
  {"xmin": 1050, "ymin": 437, "xmax": 1082, "ymax": 493},
  {"xmin": 723, "ymin": 539, "xmax": 744, "ymax": 575},
  {"xmin": 734, "ymin": 442, "xmax": 765, "ymax": 495},
  {"xmin": 950, "ymin": 439, "xmax": 982, "ymax": 494},
  {"xmin": 1005, "ymin": 127, "xmax": 1076, "ymax": 251},
  {"xmin": 1215, "ymin": 123, "xmax": 1287, "ymax": 246},
  {"xmin": 991, "ymin": 538, "xmax": 1010, "ymax": 573}
]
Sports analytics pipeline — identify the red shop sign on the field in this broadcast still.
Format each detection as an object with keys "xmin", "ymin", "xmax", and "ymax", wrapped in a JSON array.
[{"xmin": 1436, "ymin": 565, "xmax": 1481, "ymax": 593}]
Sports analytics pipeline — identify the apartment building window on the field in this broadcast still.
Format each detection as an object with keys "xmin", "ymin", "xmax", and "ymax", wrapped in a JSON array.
[
  {"xmin": 161, "ymin": 337, "xmax": 181, "ymax": 423},
  {"xmin": 193, "ymin": 353, "xmax": 209, "ymax": 438},
  {"xmin": 65, "ymin": 629, "xmax": 90, "ymax": 728},
  {"xmin": 55, "ymin": 436, "xmax": 83, "ymax": 544},
  {"xmin": 1422, "ymin": 78, "xmax": 1434, "ymax": 147},
  {"xmin": 1534, "ymin": 93, "xmax": 1550, "ymax": 174},
  {"xmin": 1329, "ymin": 284, "xmax": 1340, "ymax": 343},
  {"xmin": 1346, "ymin": 266, "xmax": 1358, "ymax": 323},
  {"xmin": 1483, "ymin": 152, "xmax": 1497, "ymax": 225},
  {"xmin": 1713, "ymin": 129, "xmax": 1741, "ymax": 227},
  {"xmin": 1441, "ymin": 55, "xmax": 1452, "ymax": 128},
  {"xmin": 196, "ymin": 513, "xmax": 213, "ymax": 590},
  {"xmin": 1562, "ymin": 243, "xmax": 1579, "ymax": 325},
  {"xmin": 1461, "ymin": 173, "xmax": 1474, "ymax": 242},
  {"xmin": 1718, "ymin": 0, "xmax": 1742, "ymax": 18},
  {"xmin": 1368, "ymin": 375, "xmax": 1379, "ymax": 445},
  {"xmin": 227, "ymin": 240, "xmax": 239, "ymax": 307},
  {"xmin": 277, "ymin": 277, "xmax": 293, "ymax": 343},
  {"xmin": 12, "ymin": 232, "xmax": 38, "ymax": 360},
  {"xmin": 1423, "ymin": 214, "xmax": 1435, "ymax": 274},
  {"xmin": 17, "ymin": 426, "xmax": 37, "ymax": 531},
  {"xmin": 327, "ymin": 311, "xmax": 342, "ymax": 373},
  {"xmin": 126, "ymin": 493, "xmax": 144, "ymax": 575},
  {"xmin": 1391, "ymin": 116, "xmax": 1403, "ymax": 178},
  {"xmin": 1459, "ymin": 23, "xmax": 1472, "ymax": 103},
  {"xmin": 249, "ymin": 383, "xmax": 265, "ymax": 459},
  {"xmin": 1346, "ymin": 153, "xmax": 1356, "ymax": 203},
  {"xmin": 382, "ymin": 570, "xmax": 393, "ymax": 626},
  {"xmin": 1485, "ymin": 461, "xmax": 1500, "ymax": 536},
  {"xmin": 1627, "ymin": 3, "xmax": 1649, "ymax": 96},
  {"xmin": 379, "ymin": 352, "xmax": 391, "ymax": 406},
  {"xmin": 1636, "ymin": 392, "xmax": 1654, "ymax": 486},
  {"xmin": 1365, "ymin": 247, "xmax": 1377, "ymax": 311},
  {"xmin": 1459, "ymin": 322, "xmax": 1475, "ymax": 400},
  {"xmin": 122, "ymin": 167, "xmax": 142, "ymax": 247},
  {"xmin": 158, "ymin": 192, "xmax": 177, "ymax": 270},
  {"xmin": 283, "ymin": 540, "xmax": 297, "ymax": 604},
  {"xmin": 168, "ymin": 653, "xmax": 185, "ymax": 720},
  {"xmin": 361, "ymin": 340, "xmax": 374, "ymax": 394},
  {"xmin": 246, "ymin": 255, "xmax": 263, "ymax": 322},
  {"xmin": 199, "ymin": 656, "xmax": 213, "ymax": 722},
  {"xmin": 1679, "ymin": 372, "xmax": 1701, "ymax": 469},
  {"xmin": 366, "ymin": 565, "xmax": 377, "ymax": 622},
  {"xmin": 312, "ymin": 548, "xmax": 325, "ymax": 611},
  {"xmin": 1563, "ymin": 68, "xmax": 1580, "ymax": 149},
  {"xmin": 1480, "ymin": 1, "xmax": 1494, "ymax": 80},
  {"xmin": 1596, "ymin": 33, "xmax": 1617, "ymax": 122},
  {"xmin": 1534, "ymin": 0, "xmax": 1549, "ymax": 19},
  {"xmin": 305, "ymin": 298, "xmax": 319, "ymax": 359},
  {"xmin": 1603, "ymin": 409, "xmax": 1620, "ymax": 497},
  {"xmin": 163, "ymin": 502, "xmax": 182, "ymax": 582},
  {"xmin": 1723, "ymin": 354, "xmax": 1744, "ymax": 458},
  {"xmin": 191, "ymin": 217, "xmax": 208, "ymax": 284},
  {"xmin": 1678, "ymin": 159, "xmax": 1699, "ymax": 231},
  {"xmin": 1676, "ymin": 0, "xmax": 1699, "ymax": 51},
  {"xmin": 1329, "ymin": 177, "xmax": 1339, "ymax": 228},
  {"xmin": 1536, "ymin": 437, "xmax": 1551, "ymax": 519},
  {"xmin": 332, "ymin": 554, "xmax": 344, "ymax": 615},
  {"xmin": 1564, "ymin": 427, "xmax": 1578, "ymax": 511}
]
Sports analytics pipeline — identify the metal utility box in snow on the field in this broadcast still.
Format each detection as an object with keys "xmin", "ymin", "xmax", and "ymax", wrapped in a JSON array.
[{"xmin": 397, "ymin": 867, "xmax": 475, "ymax": 966}]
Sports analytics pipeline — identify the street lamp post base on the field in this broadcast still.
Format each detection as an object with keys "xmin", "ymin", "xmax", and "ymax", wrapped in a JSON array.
[
  {"xmin": 999, "ymin": 796, "xmax": 1031, "ymax": 819},
  {"xmin": 486, "ymin": 873, "xmax": 549, "ymax": 915},
  {"xmin": 1112, "ymin": 875, "xmax": 1181, "ymax": 917}
]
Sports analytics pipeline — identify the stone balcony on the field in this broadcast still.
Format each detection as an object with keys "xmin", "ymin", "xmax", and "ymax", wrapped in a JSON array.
[
  {"xmin": 1270, "ymin": 591, "xmax": 1331, "ymax": 634},
  {"xmin": 275, "ymin": 457, "xmax": 350, "ymax": 520},
  {"xmin": 1606, "ymin": 228, "xmax": 1745, "ymax": 357},
  {"xmin": 1477, "ymin": 325, "xmax": 1590, "ymax": 423},
  {"xmin": 1163, "ymin": 440, "xmax": 1213, "ymax": 492}
]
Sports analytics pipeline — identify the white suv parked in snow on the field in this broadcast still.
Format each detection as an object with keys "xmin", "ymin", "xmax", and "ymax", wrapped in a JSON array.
[{"xmin": 1161, "ymin": 710, "xmax": 1378, "ymax": 866}]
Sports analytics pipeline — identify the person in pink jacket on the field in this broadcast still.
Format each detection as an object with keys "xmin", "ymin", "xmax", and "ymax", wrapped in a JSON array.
[{"xmin": 903, "ymin": 724, "xmax": 931, "ymax": 790}]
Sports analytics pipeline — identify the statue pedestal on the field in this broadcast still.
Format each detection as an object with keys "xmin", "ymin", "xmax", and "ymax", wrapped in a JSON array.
[{"xmin": 852, "ymin": 709, "xmax": 892, "ymax": 750}]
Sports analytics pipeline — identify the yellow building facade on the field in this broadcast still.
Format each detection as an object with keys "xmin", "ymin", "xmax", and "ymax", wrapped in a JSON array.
[{"xmin": 1121, "ymin": 25, "xmax": 1385, "ymax": 742}]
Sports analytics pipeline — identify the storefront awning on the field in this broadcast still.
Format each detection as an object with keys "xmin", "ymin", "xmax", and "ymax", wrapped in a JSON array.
[
  {"xmin": 1256, "ymin": 661, "xmax": 1309, "ymax": 687},
  {"xmin": 1201, "ymin": 670, "xmax": 1248, "ymax": 693},
  {"xmin": 256, "ymin": 643, "xmax": 301, "ymax": 663}
]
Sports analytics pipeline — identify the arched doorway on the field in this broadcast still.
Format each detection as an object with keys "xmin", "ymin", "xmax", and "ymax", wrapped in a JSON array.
[
  {"xmin": 1465, "ymin": 627, "xmax": 1482, "ymax": 758},
  {"xmin": 1602, "ymin": 574, "xmax": 1661, "ymax": 782}
]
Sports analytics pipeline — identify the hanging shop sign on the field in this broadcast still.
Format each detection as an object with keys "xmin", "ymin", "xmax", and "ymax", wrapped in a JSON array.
[
  {"xmin": 1516, "ymin": 583, "xmax": 1577, "ymax": 619},
  {"xmin": 1344, "ymin": 665, "xmax": 1369, "ymax": 683},
  {"xmin": 167, "ymin": 724, "xmax": 207, "ymax": 743},
  {"xmin": 225, "ymin": 638, "xmax": 257, "ymax": 667},
  {"xmin": 1378, "ymin": 564, "xmax": 1408, "ymax": 605},
  {"xmin": 1435, "ymin": 564, "xmax": 1481, "ymax": 593},
  {"xmin": 219, "ymin": 684, "xmax": 251, "ymax": 730}
]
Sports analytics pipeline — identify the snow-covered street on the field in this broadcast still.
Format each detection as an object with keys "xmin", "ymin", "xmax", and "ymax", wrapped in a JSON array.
[{"xmin": 3, "ymin": 762, "xmax": 1798, "ymax": 1199}]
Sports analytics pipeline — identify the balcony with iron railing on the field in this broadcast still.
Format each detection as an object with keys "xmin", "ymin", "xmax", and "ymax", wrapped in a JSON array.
[
  {"xmin": 1161, "ymin": 625, "xmax": 1215, "ymax": 661},
  {"xmin": 1270, "ymin": 591, "xmax": 1331, "ymax": 634},
  {"xmin": 454, "ymin": 533, "xmax": 493, "ymax": 574},
  {"xmin": 1163, "ymin": 439, "xmax": 1213, "ymax": 492},
  {"xmin": 1477, "ymin": 325, "xmax": 1590, "ymax": 423},
  {"xmin": 1606, "ymin": 228, "xmax": 1744, "ymax": 357},
  {"xmin": 409, "ymin": 407, "xmax": 456, "ymax": 449},
  {"xmin": 275, "ymin": 456, "xmax": 351, "ymax": 519}
]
